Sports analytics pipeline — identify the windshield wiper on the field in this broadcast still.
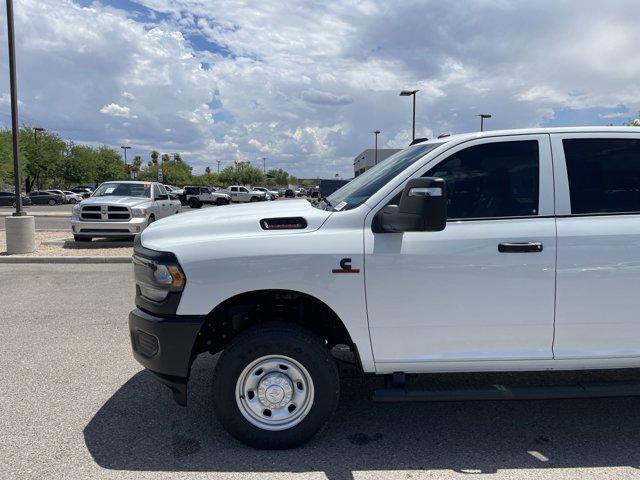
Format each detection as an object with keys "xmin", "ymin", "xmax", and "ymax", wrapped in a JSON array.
[{"xmin": 320, "ymin": 197, "xmax": 336, "ymax": 211}]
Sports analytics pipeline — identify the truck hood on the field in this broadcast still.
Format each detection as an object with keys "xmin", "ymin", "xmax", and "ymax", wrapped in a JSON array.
[
  {"xmin": 80, "ymin": 196, "xmax": 152, "ymax": 207},
  {"xmin": 141, "ymin": 199, "xmax": 332, "ymax": 251}
]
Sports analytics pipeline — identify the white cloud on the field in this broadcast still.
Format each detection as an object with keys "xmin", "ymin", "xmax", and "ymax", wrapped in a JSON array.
[{"xmin": 100, "ymin": 103, "xmax": 133, "ymax": 118}]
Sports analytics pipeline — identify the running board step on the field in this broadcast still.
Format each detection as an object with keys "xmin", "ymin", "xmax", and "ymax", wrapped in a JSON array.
[{"xmin": 372, "ymin": 381, "xmax": 640, "ymax": 403}]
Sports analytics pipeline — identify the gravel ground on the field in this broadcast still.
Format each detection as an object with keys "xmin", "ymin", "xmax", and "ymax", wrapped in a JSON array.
[
  {"xmin": 3, "ymin": 264, "xmax": 640, "ymax": 479},
  {"xmin": 0, "ymin": 231, "xmax": 132, "ymax": 256}
]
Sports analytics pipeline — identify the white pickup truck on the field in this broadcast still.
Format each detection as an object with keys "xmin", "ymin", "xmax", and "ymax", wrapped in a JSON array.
[
  {"xmin": 227, "ymin": 185, "xmax": 267, "ymax": 203},
  {"xmin": 129, "ymin": 127, "xmax": 640, "ymax": 449},
  {"xmin": 71, "ymin": 181, "xmax": 181, "ymax": 241}
]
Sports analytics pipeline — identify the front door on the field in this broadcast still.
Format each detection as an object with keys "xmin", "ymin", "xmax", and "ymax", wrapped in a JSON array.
[{"xmin": 364, "ymin": 135, "xmax": 557, "ymax": 369}]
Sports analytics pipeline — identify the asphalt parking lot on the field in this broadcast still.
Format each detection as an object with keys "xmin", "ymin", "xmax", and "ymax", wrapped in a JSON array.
[{"xmin": 3, "ymin": 264, "xmax": 640, "ymax": 479}]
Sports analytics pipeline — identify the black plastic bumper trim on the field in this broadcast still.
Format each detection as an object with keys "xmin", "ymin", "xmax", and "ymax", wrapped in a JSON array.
[{"xmin": 129, "ymin": 308, "xmax": 204, "ymax": 399}]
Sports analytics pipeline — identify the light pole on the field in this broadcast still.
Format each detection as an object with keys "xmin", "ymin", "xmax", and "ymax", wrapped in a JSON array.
[
  {"xmin": 477, "ymin": 114, "xmax": 492, "ymax": 132},
  {"xmin": 260, "ymin": 157, "xmax": 266, "ymax": 174},
  {"xmin": 120, "ymin": 145, "xmax": 131, "ymax": 164},
  {"xmin": 400, "ymin": 89, "xmax": 419, "ymax": 142},
  {"xmin": 4, "ymin": 0, "xmax": 36, "ymax": 254},
  {"xmin": 7, "ymin": 0, "xmax": 23, "ymax": 216},
  {"xmin": 217, "ymin": 160, "xmax": 221, "ymax": 174},
  {"xmin": 373, "ymin": 130, "xmax": 380, "ymax": 165}
]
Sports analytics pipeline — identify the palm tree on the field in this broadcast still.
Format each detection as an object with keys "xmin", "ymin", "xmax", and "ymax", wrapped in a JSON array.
[{"xmin": 150, "ymin": 150, "xmax": 159, "ymax": 164}]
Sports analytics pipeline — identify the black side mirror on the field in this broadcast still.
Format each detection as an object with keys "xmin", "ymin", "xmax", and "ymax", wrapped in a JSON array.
[
  {"xmin": 376, "ymin": 177, "xmax": 447, "ymax": 233},
  {"xmin": 156, "ymin": 194, "xmax": 169, "ymax": 200}
]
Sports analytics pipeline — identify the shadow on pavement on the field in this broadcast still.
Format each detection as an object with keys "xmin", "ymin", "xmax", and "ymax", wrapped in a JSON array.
[{"xmin": 84, "ymin": 355, "xmax": 640, "ymax": 479}]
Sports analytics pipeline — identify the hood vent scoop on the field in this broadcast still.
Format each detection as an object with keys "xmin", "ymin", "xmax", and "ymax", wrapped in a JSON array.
[{"xmin": 260, "ymin": 217, "xmax": 308, "ymax": 230}]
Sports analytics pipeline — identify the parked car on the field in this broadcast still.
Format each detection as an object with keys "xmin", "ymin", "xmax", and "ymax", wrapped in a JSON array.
[
  {"xmin": 284, "ymin": 188, "xmax": 295, "ymax": 198},
  {"xmin": 278, "ymin": 187, "xmax": 287, "ymax": 196},
  {"xmin": 129, "ymin": 127, "xmax": 640, "ymax": 449},
  {"xmin": 45, "ymin": 190, "xmax": 68, "ymax": 203},
  {"xmin": 180, "ymin": 185, "xmax": 231, "ymax": 208},
  {"xmin": 71, "ymin": 181, "xmax": 181, "ymax": 242},
  {"xmin": 62, "ymin": 191, "xmax": 83, "ymax": 204},
  {"xmin": 227, "ymin": 185, "xmax": 267, "ymax": 203},
  {"xmin": 28, "ymin": 191, "xmax": 64, "ymax": 205},
  {"xmin": 0, "ymin": 191, "xmax": 32, "ymax": 207},
  {"xmin": 252, "ymin": 187, "xmax": 279, "ymax": 199},
  {"xmin": 164, "ymin": 185, "xmax": 184, "ymax": 196},
  {"xmin": 69, "ymin": 186, "xmax": 93, "ymax": 199}
]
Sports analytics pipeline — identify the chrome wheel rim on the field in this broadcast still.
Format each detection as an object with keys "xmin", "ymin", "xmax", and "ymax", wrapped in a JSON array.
[{"xmin": 235, "ymin": 354, "xmax": 314, "ymax": 431}]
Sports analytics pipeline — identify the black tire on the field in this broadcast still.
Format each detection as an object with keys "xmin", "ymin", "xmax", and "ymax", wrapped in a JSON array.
[
  {"xmin": 189, "ymin": 197, "xmax": 202, "ymax": 209},
  {"xmin": 250, "ymin": 196, "xmax": 259, "ymax": 202},
  {"xmin": 48, "ymin": 199, "xmax": 56, "ymax": 206},
  {"xmin": 212, "ymin": 323, "xmax": 339, "ymax": 449},
  {"xmin": 74, "ymin": 235, "xmax": 92, "ymax": 242},
  {"xmin": 69, "ymin": 198, "xmax": 77, "ymax": 204},
  {"xmin": 216, "ymin": 198, "xmax": 229, "ymax": 206}
]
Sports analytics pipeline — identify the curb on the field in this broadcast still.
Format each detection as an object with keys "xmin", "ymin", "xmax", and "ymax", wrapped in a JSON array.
[
  {"xmin": 0, "ymin": 256, "xmax": 131, "ymax": 264},
  {"xmin": 0, "ymin": 212, "xmax": 71, "ymax": 218}
]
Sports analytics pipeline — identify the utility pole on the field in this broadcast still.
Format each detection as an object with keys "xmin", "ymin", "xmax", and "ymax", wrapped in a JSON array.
[
  {"xmin": 217, "ymin": 160, "xmax": 221, "ymax": 174},
  {"xmin": 373, "ymin": 130, "xmax": 380, "ymax": 165},
  {"xmin": 260, "ymin": 157, "xmax": 266, "ymax": 174}
]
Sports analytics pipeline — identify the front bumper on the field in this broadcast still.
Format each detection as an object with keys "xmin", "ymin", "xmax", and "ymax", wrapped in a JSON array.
[
  {"xmin": 129, "ymin": 308, "xmax": 204, "ymax": 405},
  {"xmin": 71, "ymin": 216, "xmax": 148, "ymax": 237}
]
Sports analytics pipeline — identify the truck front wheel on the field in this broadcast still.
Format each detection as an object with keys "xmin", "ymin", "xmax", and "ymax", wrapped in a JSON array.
[{"xmin": 212, "ymin": 324, "xmax": 339, "ymax": 449}]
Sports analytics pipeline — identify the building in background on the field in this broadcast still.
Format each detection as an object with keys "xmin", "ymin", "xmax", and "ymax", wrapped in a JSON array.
[{"xmin": 353, "ymin": 149, "xmax": 401, "ymax": 177}]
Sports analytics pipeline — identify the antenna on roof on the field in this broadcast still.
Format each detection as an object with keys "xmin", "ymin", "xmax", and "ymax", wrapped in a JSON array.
[
  {"xmin": 409, "ymin": 137, "xmax": 429, "ymax": 146},
  {"xmin": 437, "ymin": 133, "xmax": 451, "ymax": 139}
]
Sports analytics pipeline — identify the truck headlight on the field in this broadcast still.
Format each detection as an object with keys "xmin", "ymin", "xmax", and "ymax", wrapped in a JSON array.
[
  {"xmin": 133, "ymin": 255, "xmax": 185, "ymax": 302},
  {"xmin": 131, "ymin": 206, "xmax": 148, "ymax": 218},
  {"xmin": 72, "ymin": 204, "xmax": 81, "ymax": 215}
]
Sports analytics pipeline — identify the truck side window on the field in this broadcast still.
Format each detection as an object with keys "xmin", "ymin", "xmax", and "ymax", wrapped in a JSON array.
[
  {"xmin": 152, "ymin": 185, "xmax": 162, "ymax": 198},
  {"xmin": 563, "ymin": 138, "xmax": 640, "ymax": 215},
  {"xmin": 424, "ymin": 140, "xmax": 539, "ymax": 219}
]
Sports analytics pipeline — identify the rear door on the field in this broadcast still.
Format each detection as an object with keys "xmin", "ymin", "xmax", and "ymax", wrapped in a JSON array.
[{"xmin": 552, "ymin": 133, "xmax": 640, "ymax": 358}]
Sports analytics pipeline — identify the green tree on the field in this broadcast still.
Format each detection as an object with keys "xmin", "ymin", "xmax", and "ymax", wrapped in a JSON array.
[
  {"xmin": 150, "ymin": 150, "xmax": 159, "ymax": 164},
  {"xmin": 161, "ymin": 153, "xmax": 170, "ymax": 163},
  {"xmin": 218, "ymin": 162, "xmax": 265, "ymax": 186},
  {"xmin": 60, "ymin": 143, "xmax": 94, "ymax": 186},
  {"xmin": 266, "ymin": 168, "xmax": 289, "ymax": 186},
  {"xmin": 92, "ymin": 145, "xmax": 126, "ymax": 184}
]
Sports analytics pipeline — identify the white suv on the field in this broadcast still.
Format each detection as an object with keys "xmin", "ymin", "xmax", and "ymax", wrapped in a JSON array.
[{"xmin": 129, "ymin": 127, "xmax": 640, "ymax": 448}]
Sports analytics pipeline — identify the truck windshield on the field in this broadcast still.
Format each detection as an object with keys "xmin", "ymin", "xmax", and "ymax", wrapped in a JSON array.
[
  {"xmin": 326, "ymin": 142, "xmax": 444, "ymax": 210},
  {"xmin": 93, "ymin": 183, "xmax": 151, "ymax": 198}
]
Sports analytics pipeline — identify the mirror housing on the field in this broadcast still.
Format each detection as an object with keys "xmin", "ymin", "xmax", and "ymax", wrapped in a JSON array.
[
  {"xmin": 156, "ymin": 194, "xmax": 169, "ymax": 200},
  {"xmin": 376, "ymin": 177, "xmax": 447, "ymax": 233}
]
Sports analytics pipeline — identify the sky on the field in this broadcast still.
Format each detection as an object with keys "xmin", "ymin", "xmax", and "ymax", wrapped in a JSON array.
[{"xmin": 1, "ymin": 0, "xmax": 639, "ymax": 178}]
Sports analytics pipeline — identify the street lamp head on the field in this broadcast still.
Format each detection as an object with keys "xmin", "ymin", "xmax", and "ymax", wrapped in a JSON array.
[
  {"xmin": 399, "ymin": 90, "xmax": 419, "ymax": 96},
  {"xmin": 477, "ymin": 114, "xmax": 492, "ymax": 119},
  {"xmin": 373, "ymin": 130, "xmax": 380, "ymax": 135},
  {"xmin": 33, "ymin": 127, "xmax": 44, "ymax": 132},
  {"xmin": 121, "ymin": 145, "xmax": 131, "ymax": 149}
]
